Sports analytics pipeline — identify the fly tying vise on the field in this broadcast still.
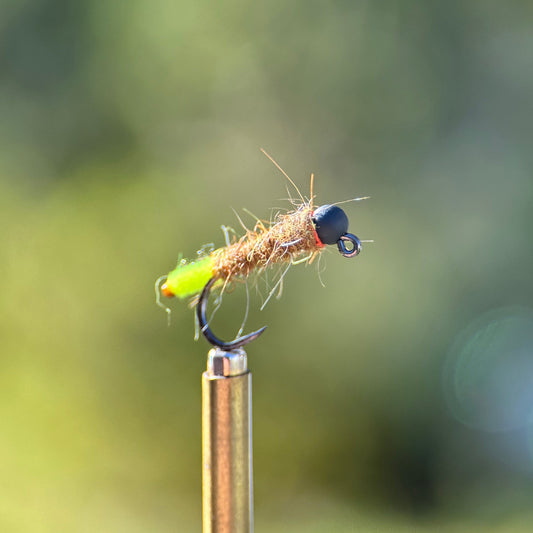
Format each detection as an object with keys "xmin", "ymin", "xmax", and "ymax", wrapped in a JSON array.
[{"xmin": 156, "ymin": 152, "xmax": 367, "ymax": 351}]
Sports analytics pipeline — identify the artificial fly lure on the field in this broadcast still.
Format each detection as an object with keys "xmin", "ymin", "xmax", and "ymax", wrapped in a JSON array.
[{"xmin": 155, "ymin": 150, "xmax": 368, "ymax": 351}]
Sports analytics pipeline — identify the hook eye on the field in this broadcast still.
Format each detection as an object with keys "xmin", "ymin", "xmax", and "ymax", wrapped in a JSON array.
[{"xmin": 337, "ymin": 233, "xmax": 362, "ymax": 258}]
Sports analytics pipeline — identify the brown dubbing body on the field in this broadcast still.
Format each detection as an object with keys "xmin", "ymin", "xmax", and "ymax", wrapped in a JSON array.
[{"xmin": 212, "ymin": 205, "xmax": 323, "ymax": 282}]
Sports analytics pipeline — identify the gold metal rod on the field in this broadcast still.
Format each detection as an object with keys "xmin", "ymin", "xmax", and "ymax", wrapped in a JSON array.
[{"xmin": 202, "ymin": 348, "xmax": 253, "ymax": 533}]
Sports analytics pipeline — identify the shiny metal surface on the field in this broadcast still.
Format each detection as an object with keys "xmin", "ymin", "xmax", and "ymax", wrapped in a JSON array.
[
  {"xmin": 207, "ymin": 348, "xmax": 248, "ymax": 377},
  {"xmin": 202, "ymin": 348, "xmax": 253, "ymax": 533}
]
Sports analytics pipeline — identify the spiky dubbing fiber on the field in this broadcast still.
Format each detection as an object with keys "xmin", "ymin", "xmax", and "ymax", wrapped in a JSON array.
[{"xmin": 212, "ymin": 203, "xmax": 324, "ymax": 283}]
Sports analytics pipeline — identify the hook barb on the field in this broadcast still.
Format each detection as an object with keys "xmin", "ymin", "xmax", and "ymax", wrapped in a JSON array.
[{"xmin": 196, "ymin": 277, "xmax": 267, "ymax": 351}]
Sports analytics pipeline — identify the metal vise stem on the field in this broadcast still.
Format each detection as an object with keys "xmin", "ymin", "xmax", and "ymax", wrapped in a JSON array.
[{"xmin": 202, "ymin": 348, "xmax": 253, "ymax": 533}]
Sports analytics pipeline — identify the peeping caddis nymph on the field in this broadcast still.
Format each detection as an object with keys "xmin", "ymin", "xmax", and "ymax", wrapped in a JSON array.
[{"xmin": 156, "ymin": 150, "xmax": 370, "ymax": 350}]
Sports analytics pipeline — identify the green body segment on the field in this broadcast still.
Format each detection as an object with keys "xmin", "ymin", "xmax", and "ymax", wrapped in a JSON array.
[{"xmin": 165, "ymin": 256, "xmax": 215, "ymax": 299}]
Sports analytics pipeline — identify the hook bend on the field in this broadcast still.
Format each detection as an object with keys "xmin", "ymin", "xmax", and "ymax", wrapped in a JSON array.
[{"xmin": 196, "ymin": 277, "xmax": 267, "ymax": 351}]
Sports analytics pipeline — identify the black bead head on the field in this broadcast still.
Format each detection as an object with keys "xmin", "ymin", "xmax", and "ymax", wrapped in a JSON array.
[{"xmin": 312, "ymin": 204, "xmax": 349, "ymax": 245}]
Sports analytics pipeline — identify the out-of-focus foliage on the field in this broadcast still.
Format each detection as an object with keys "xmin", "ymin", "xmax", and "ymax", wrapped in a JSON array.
[{"xmin": 2, "ymin": 1, "xmax": 533, "ymax": 531}]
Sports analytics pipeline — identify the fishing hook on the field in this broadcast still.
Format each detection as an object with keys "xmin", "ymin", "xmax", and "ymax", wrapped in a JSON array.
[
  {"xmin": 196, "ymin": 277, "xmax": 267, "ymax": 351},
  {"xmin": 337, "ymin": 233, "xmax": 362, "ymax": 258}
]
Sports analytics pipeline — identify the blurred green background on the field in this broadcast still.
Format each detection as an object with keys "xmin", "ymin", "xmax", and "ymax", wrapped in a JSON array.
[{"xmin": 2, "ymin": 1, "xmax": 533, "ymax": 531}]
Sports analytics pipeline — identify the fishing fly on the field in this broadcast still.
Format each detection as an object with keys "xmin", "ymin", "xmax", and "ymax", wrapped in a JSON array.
[{"xmin": 155, "ymin": 150, "xmax": 368, "ymax": 351}]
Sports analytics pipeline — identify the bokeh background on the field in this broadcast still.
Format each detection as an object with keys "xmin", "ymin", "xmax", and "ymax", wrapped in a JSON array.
[{"xmin": 2, "ymin": 1, "xmax": 533, "ymax": 531}]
